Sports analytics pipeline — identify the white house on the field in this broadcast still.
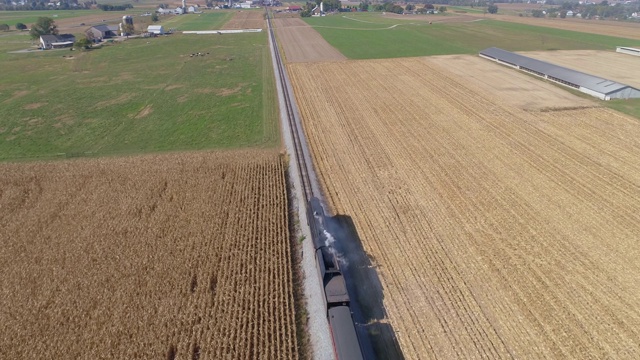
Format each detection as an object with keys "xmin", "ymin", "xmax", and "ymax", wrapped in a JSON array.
[
  {"xmin": 157, "ymin": 6, "xmax": 184, "ymax": 15},
  {"xmin": 40, "ymin": 34, "xmax": 75, "ymax": 49},
  {"xmin": 147, "ymin": 25, "xmax": 165, "ymax": 34}
]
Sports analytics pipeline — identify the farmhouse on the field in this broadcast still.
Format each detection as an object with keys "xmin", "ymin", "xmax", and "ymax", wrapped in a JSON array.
[
  {"xmin": 147, "ymin": 25, "xmax": 165, "ymax": 35},
  {"xmin": 86, "ymin": 24, "xmax": 119, "ymax": 41},
  {"xmin": 39, "ymin": 34, "xmax": 76, "ymax": 49},
  {"xmin": 480, "ymin": 47, "xmax": 640, "ymax": 100},
  {"xmin": 616, "ymin": 46, "xmax": 640, "ymax": 57},
  {"xmin": 157, "ymin": 6, "xmax": 184, "ymax": 14}
]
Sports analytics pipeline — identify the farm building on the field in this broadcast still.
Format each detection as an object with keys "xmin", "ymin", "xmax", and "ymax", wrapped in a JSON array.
[
  {"xmin": 147, "ymin": 25, "xmax": 165, "ymax": 35},
  {"xmin": 480, "ymin": 47, "xmax": 640, "ymax": 100},
  {"xmin": 39, "ymin": 34, "xmax": 76, "ymax": 50},
  {"xmin": 616, "ymin": 46, "xmax": 640, "ymax": 57},
  {"xmin": 86, "ymin": 25, "xmax": 119, "ymax": 41}
]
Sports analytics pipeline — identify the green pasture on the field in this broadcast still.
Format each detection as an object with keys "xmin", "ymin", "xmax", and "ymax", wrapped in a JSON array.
[
  {"xmin": 446, "ymin": 6, "xmax": 486, "ymax": 14},
  {"xmin": 304, "ymin": 14, "xmax": 640, "ymax": 59},
  {"xmin": 608, "ymin": 99, "xmax": 640, "ymax": 120},
  {"xmin": 159, "ymin": 11, "xmax": 234, "ymax": 31},
  {"xmin": 0, "ymin": 30, "xmax": 279, "ymax": 160}
]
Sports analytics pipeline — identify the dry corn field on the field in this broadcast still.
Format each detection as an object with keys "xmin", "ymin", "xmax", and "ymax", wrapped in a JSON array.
[
  {"xmin": 0, "ymin": 150, "xmax": 298, "ymax": 359},
  {"xmin": 289, "ymin": 58, "xmax": 640, "ymax": 359}
]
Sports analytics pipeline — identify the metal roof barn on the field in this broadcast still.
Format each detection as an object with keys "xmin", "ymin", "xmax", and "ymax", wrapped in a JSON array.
[
  {"xmin": 479, "ymin": 47, "xmax": 640, "ymax": 100},
  {"xmin": 616, "ymin": 46, "xmax": 640, "ymax": 57},
  {"xmin": 147, "ymin": 25, "xmax": 165, "ymax": 35}
]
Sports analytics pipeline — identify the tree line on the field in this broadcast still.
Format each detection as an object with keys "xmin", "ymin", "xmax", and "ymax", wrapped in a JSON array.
[
  {"xmin": 529, "ymin": 1, "xmax": 639, "ymax": 20},
  {"xmin": 299, "ymin": 0, "xmax": 450, "ymax": 16},
  {"xmin": 0, "ymin": 0, "xmax": 133, "ymax": 11}
]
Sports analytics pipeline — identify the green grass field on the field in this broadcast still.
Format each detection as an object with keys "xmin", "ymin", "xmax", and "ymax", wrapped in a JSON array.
[
  {"xmin": 608, "ymin": 99, "xmax": 640, "ymax": 120},
  {"xmin": 447, "ymin": 6, "xmax": 486, "ymax": 14},
  {"xmin": 304, "ymin": 14, "xmax": 640, "ymax": 59},
  {"xmin": 0, "ymin": 29, "xmax": 278, "ymax": 160}
]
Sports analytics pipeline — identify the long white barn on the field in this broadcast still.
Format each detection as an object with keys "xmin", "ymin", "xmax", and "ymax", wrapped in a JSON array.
[
  {"xmin": 480, "ymin": 47, "xmax": 640, "ymax": 100},
  {"xmin": 616, "ymin": 46, "xmax": 640, "ymax": 57}
]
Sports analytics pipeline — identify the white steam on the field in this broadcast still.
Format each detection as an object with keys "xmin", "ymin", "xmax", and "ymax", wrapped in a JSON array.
[{"xmin": 323, "ymin": 229, "xmax": 349, "ymax": 268}]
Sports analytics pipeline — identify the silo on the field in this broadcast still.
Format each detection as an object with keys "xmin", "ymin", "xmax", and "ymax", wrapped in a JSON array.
[{"xmin": 121, "ymin": 15, "xmax": 133, "ymax": 36}]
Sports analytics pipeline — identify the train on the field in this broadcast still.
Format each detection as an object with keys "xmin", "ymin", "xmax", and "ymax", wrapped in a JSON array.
[{"xmin": 308, "ymin": 197, "xmax": 364, "ymax": 360}]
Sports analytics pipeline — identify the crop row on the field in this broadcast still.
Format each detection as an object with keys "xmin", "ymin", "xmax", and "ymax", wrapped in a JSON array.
[
  {"xmin": 0, "ymin": 150, "xmax": 298, "ymax": 359},
  {"xmin": 288, "ymin": 59, "xmax": 640, "ymax": 359}
]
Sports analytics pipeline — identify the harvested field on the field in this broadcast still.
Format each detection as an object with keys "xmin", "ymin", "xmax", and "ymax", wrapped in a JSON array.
[
  {"xmin": 274, "ymin": 18, "xmax": 346, "ymax": 63},
  {"xmin": 427, "ymin": 54, "xmax": 597, "ymax": 111},
  {"xmin": 54, "ymin": 14, "xmax": 146, "ymax": 33},
  {"xmin": 470, "ymin": 13, "xmax": 640, "ymax": 40},
  {"xmin": 288, "ymin": 58, "xmax": 640, "ymax": 359},
  {"xmin": 520, "ymin": 50, "xmax": 640, "ymax": 89},
  {"xmin": 0, "ymin": 150, "xmax": 298, "ymax": 359},
  {"xmin": 222, "ymin": 10, "xmax": 265, "ymax": 29}
]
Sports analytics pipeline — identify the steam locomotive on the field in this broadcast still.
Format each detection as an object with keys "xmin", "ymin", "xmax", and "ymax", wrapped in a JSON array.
[{"xmin": 308, "ymin": 197, "xmax": 364, "ymax": 360}]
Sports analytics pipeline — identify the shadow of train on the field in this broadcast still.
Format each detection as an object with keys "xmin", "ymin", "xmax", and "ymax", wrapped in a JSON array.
[{"xmin": 325, "ymin": 214, "xmax": 405, "ymax": 360}]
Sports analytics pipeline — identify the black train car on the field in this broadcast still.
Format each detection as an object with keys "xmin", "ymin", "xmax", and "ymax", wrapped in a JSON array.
[
  {"xmin": 308, "ymin": 197, "xmax": 365, "ymax": 359},
  {"xmin": 329, "ymin": 306, "xmax": 365, "ymax": 360},
  {"xmin": 316, "ymin": 246, "xmax": 350, "ymax": 306}
]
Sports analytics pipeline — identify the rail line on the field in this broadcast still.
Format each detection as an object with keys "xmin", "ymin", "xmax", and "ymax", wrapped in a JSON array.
[
  {"xmin": 267, "ymin": 13, "xmax": 313, "ymax": 202},
  {"xmin": 266, "ymin": 9, "xmax": 367, "ymax": 360}
]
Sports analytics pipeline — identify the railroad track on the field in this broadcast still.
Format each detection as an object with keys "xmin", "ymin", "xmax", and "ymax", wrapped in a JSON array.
[
  {"xmin": 266, "ymin": 9, "xmax": 367, "ymax": 360},
  {"xmin": 267, "ymin": 12, "xmax": 313, "ymax": 203}
]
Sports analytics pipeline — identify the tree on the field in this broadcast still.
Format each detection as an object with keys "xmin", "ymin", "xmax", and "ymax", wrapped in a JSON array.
[
  {"xmin": 390, "ymin": 4, "xmax": 403, "ymax": 13},
  {"xmin": 16, "ymin": 22, "xmax": 27, "ymax": 30},
  {"xmin": 29, "ymin": 17, "xmax": 57, "ymax": 40},
  {"xmin": 405, "ymin": 4, "xmax": 414, "ymax": 11},
  {"xmin": 487, "ymin": 4, "xmax": 498, "ymax": 14},
  {"xmin": 74, "ymin": 37, "xmax": 92, "ymax": 50},
  {"xmin": 85, "ymin": 29, "xmax": 95, "ymax": 42},
  {"xmin": 0, "ymin": 24, "xmax": 9, "ymax": 31},
  {"xmin": 151, "ymin": 12, "xmax": 159, "ymax": 22},
  {"xmin": 358, "ymin": 0, "xmax": 368, "ymax": 11},
  {"xmin": 531, "ymin": 9, "xmax": 544, "ymax": 17},
  {"xmin": 438, "ymin": 6, "xmax": 446, "ymax": 12},
  {"xmin": 122, "ymin": 22, "xmax": 134, "ymax": 35},
  {"xmin": 425, "ymin": 3, "xmax": 434, "ymax": 10}
]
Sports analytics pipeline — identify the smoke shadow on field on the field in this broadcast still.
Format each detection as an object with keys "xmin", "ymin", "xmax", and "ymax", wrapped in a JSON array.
[{"xmin": 325, "ymin": 214, "xmax": 405, "ymax": 360}]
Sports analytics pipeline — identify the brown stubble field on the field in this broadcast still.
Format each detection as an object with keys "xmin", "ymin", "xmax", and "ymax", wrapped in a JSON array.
[
  {"xmin": 520, "ymin": 50, "xmax": 640, "ymax": 89},
  {"xmin": 288, "ymin": 58, "xmax": 640, "ymax": 359},
  {"xmin": 426, "ymin": 55, "xmax": 597, "ymax": 111},
  {"xmin": 274, "ymin": 17, "xmax": 346, "ymax": 63},
  {"xmin": 471, "ymin": 13, "xmax": 640, "ymax": 40},
  {"xmin": 222, "ymin": 10, "xmax": 265, "ymax": 29},
  {"xmin": 0, "ymin": 150, "xmax": 298, "ymax": 359}
]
